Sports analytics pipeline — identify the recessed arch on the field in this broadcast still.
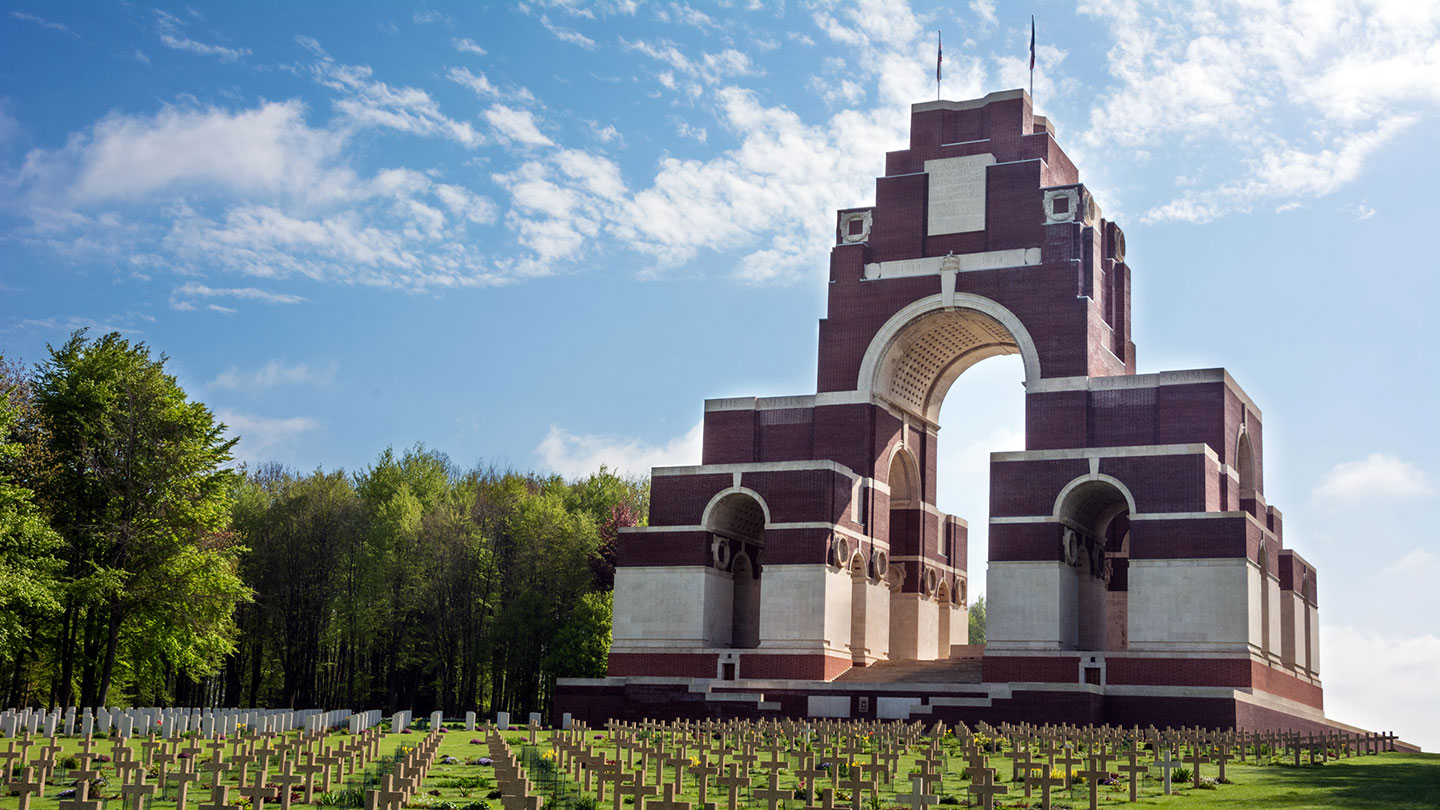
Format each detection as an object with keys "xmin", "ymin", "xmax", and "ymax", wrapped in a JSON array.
[
  {"xmin": 1052, "ymin": 473, "xmax": 1139, "ymax": 524},
  {"xmin": 701, "ymin": 487, "xmax": 771, "ymax": 540},
  {"xmin": 856, "ymin": 293, "xmax": 1042, "ymax": 421},
  {"xmin": 1236, "ymin": 428, "xmax": 1257, "ymax": 501}
]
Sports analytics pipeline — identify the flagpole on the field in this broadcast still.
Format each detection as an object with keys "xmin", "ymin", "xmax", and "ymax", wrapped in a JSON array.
[
  {"xmin": 1029, "ymin": 15, "xmax": 1035, "ymax": 104},
  {"xmin": 936, "ymin": 31, "xmax": 942, "ymax": 101}
]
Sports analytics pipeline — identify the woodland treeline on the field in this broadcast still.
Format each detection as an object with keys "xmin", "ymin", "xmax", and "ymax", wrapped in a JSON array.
[{"xmin": 0, "ymin": 331, "xmax": 646, "ymax": 717}]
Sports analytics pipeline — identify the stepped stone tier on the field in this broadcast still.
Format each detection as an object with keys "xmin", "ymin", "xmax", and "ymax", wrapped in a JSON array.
[{"xmin": 555, "ymin": 89, "xmax": 1329, "ymax": 732}]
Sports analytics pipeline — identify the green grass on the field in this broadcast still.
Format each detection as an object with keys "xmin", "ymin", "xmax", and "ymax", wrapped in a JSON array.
[{"xmin": 2, "ymin": 729, "xmax": 1436, "ymax": 810}]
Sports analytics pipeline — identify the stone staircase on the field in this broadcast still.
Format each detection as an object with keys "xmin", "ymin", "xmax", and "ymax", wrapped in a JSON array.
[{"xmin": 833, "ymin": 656, "xmax": 984, "ymax": 684}]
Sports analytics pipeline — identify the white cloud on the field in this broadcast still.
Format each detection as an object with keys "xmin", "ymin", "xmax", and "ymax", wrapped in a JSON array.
[
  {"xmin": 1383, "ymin": 548, "xmax": 1440, "ymax": 575},
  {"xmin": 452, "ymin": 37, "xmax": 487, "ymax": 55},
  {"xmin": 155, "ymin": 9, "xmax": 248, "ymax": 61},
  {"xmin": 447, "ymin": 66, "xmax": 498, "ymax": 97},
  {"xmin": 968, "ymin": 0, "xmax": 997, "ymax": 26},
  {"xmin": 17, "ymin": 100, "xmax": 349, "ymax": 205},
  {"xmin": 170, "ymin": 282, "xmax": 305, "ymax": 311},
  {"xmin": 209, "ymin": 360, "xmax": 338, "ymax": 391},
  {"xmin": 300, "ymin": 36, "xmax": 484, "ymax": 148},
  {"xmin": 11, "ymin": 11, "xmax": 79, "ymax": 37},
  {"xmin": 1322, "ymin": 626, "xmax": 1440, "ymax": 752},
  {"xmin": 485, "ymin": 105, "xmax": 553, "ymax": 147},
  {"xmin": 1077, "ymin": 0, "xmax": 1440, "ymax": 223},
  {"xmin": 537, "ymin": 421, "xmax": 703, "ymax": 479},
  {"xmin": 539, "ymin": 14, "xmax": 597, "ymax": 49},
  {"xmin": 1310, "ymin": 453, "xmax": 1435, "ymax": 504},
  {"xmin": 9, "ymin": 93, "xmax": 505, "ymax": 291},
  {"xmin": 219, "ymin": 409, "xmax": 322, "ymax": 465}
]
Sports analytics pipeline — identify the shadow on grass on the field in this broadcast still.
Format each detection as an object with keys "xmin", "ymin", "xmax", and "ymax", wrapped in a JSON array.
[{"xmin": 1234, "ymin": 756, "xmax": 1440, "ymax": 809}]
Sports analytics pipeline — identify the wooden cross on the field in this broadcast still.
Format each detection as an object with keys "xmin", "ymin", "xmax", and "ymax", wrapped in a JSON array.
[
  {"xmin": 121, "ymin": 770, "xmax": 160, "ymax": 810},
  {"xmin": 238, "ymin": 777, "xmax": 280, "ymax": 810},
  {"xmin": 840, "ymin": 760, "xmax": 877, "ymax": 810},
  {"xmin": 1054, "ymin": 747, "xmax": 1083, "ymax": 788},
  {"xmin": 804, "ymin": 787, "xmax": 838, "ymax": 810},
  {"xmin": 173, "ymin": 763, "xmax": 203, "ymax": 809},
  {"xmin": 621, "ymin": 779, "xmax": 658, "ymax": 810},
  {"xmin": 689, "ymin": 751, "xmax": 719, "ymax": 809},
  {"xmin": 7, "ymin": 766, "xmax": 43, "ymax": 810},
  {"xmin": 648, "ymin": 782, "xmax": 693, "ymax": 810},
  {"xmin": 1114, "ymin": 750, "xmax": 1145, "ymax": 803},
  {"xmin": 57, "ymin": 776, "xmax": 102, "ymax": 810},
  {"xmin": 1075, "ymin": 757, "xmax": 1109, "ymax": 810},
  {"xmin": 1183, "ymin": 746, "xmax": 1209, "ymax": 788},
  {"xmin": 966, "ymin": 767, "xmax": 1007, "ymax": 810},
  {"xmin": 895, "ymin": 772, "xmax": 937, "ymax": 810},
  {"xmin": 713, "ymin": 762, "xmax": 750, "ymax": 810},
  {"xmin": 198, "ymin": 782, "xmax": 240, "ymax": 810},
  {"xmin": 1150, "ymin": 749, "xmax": 1179, "ymax": 796},
  {"xmin": 1213, "ymin": 741, "xmax": 1233, "ymax": 783},
  {"xmin": 1024, "ymin": 769, "xmax": 1065, "ymax": 810},
  {"xmin": 752, "ymin": 770, "xmax": 791, "ymax": 810}
]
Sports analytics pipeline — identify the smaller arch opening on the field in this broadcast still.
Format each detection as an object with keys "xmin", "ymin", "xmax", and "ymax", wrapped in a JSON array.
[
  {"xmin": 1056, "ymin": 479, "xmax": 1132, "ymax": 652},
  {"xmin": 1237, "ymin": 430, "xmax": 1257, "ymax": 504},
  {"xmin": 706, "ymin": 491, "xmax": 765, "ymax": 650},
  {"xmin": 1258, "ymin": 545, "xmax": 1272, "ymax": 659}
]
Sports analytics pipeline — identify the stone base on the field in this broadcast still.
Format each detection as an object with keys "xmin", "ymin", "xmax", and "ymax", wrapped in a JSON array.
[{"xmin": 553, "ymin": 673, "xmax": 1360, "ymax": 738}]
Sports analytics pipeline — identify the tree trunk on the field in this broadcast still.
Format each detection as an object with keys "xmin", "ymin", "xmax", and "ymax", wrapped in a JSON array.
[{"xmin": 96, "ymin": 598, "xmax": 124, "ymax": 706}]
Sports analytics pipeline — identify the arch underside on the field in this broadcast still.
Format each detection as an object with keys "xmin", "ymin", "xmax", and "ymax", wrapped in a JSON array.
[{"xmin": 874, "ymin": 308, "xmax": 1021, "ymax": 422}]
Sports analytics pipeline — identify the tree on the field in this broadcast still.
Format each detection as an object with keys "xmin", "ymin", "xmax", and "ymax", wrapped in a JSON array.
[
  {"xmin": 34, "ymin": 330, "xmax": 248, "ymax": 706},
  {"xmin": 968, "ymin": 595, "xmax": 986, "ymax": 645},
  {"xmin": 0, "ymin": 370, "xmax": 64, "ymax": 690}
]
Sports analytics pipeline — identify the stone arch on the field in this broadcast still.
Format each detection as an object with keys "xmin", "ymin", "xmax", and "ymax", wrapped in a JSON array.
[
  {"xmin": 702, "ymin": 487, "xmax": 772, "ymax": 536},
  {"xmin": 886, "ymin": 443, "xmax": 920, "ymax": 504},
  {"xmin": 848, "ymin": 549, "xmax": 870, "ymax": 664},
  {"xmin": 1054, "ymin": 476, "xmax": 1134, "ymax": 651},
  {"xmin": 935, "ymin": 578, "xmax": 952, "ymax": 659},
  {"xmin": 857, "ymin": 293, "xmax": 1042, "ymax": 421},
  {"xmin": 1301, "ymin": 571, "xmax": 1314, "ymax": 674},
  {"xmin": 704, "ymin": 490, "xmax": 767, "ymax": 650},
  {"xmin": 1236, "ymin": 428, "xmax": 1257, "ymax": 502},
  {"xmin": 1258, "ymin": 545, "xmax": 1272, "ymax": 659}
]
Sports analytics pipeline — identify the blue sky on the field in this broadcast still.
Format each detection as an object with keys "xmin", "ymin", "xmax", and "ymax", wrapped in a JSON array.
[{"xmin": 3, "ymin": 1, "xmax": 1438, "ymax": 747}]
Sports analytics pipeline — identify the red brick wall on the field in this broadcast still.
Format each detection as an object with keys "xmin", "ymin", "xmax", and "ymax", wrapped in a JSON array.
[{"xmin": 608, "ymin": 653, "xmax": 717, "ymax": 678}]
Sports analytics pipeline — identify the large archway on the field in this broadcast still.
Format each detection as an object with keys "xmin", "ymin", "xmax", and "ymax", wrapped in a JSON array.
[{"xmin": 859, "ymin": 299, "xmax": 1038, "ymax": 663}]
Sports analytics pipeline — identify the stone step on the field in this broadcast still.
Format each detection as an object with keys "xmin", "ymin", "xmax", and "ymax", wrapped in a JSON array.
[{"xmin": 833, "ymin": 656, "xmax": 984, "ymax": 684}]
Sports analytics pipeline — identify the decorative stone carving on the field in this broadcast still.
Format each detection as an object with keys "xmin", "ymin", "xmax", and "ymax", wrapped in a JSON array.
[
  {"xmin": 1063, "ymin": 528, "xmax": 1080, "ymax": 566},
  {"xmin": 885, "ymin": 564, "xmax": 905, "ymax": 593},
  {"xmin": 711, "ymin": 535, "xmax": 731, "ymax": 570},
  {"xmin": 923, "ymin": 567, "xmax": 938, "ymax": 597},
  {"xmin": 829, "ymin": 534, "xmax": 850, "ymax": 569},
  {"xmin": 839, "ymin": 210, "xmax": 872, "ymax": 244},
  {"xmin": 1044, "ymin": 189, "xmax": 1080, "ymax": 224}
]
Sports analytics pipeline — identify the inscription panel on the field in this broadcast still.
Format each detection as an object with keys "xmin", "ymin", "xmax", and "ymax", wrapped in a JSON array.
[{"xmin": 925, "ymin": 154, "xmax": 996, "ymax": 235}]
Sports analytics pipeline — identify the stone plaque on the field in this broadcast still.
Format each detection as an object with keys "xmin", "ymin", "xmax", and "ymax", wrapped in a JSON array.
[{"xmin": 925, "ymin": 154, "xmax": 995, "ymax": 235}]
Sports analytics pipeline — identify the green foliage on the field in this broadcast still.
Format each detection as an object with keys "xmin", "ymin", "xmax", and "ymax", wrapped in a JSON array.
[
  {"xmin": 967, "ymin": 595, "xmax": 986, "ymax": 645},
  {"xmin": 1173, "ymin": 767, "xmax": 1193, "ymax": 784},
  {"xmin": 4, "ymin": 332, "xmax": 247, "ymax": 707},
  {"xmin": 0, "ymin": 365, "xmax": 64, "ymax": 662}
]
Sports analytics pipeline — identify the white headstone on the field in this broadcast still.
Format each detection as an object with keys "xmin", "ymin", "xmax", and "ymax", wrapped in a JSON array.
[
  {"xmin": 465, "ymin": 712, "xmax": 476, "ymax": 731},
  {"xmin": 392, "ymin": 712, "xmax": 406, "ymax": 733},
  {"xmin": 528, "ymin": 712, "xmax": 541, "ymax": 727},
  {"xmin": 430, "ymin": 711, "xmax": 443, "ymax": 731},
  {"xmin": 562, "ymin": 713, "xmax": 572, "ymax": 730},
  {"xmin": 119, "ymin": 714, "xmax": 134, "ymax": 738},
  {"xmin": 496, "ymin": 712, "xmax": 509, "ymax": 730}
]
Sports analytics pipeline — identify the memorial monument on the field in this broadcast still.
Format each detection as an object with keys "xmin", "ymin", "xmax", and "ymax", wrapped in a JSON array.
[{"xmin": 556, "ymin": 90, "xmax": 1329, "ymax": 731}]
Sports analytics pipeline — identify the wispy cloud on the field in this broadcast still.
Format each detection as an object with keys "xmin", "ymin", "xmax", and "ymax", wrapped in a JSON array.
[
  {"xmin": 10, "ymin": 11, "xmax": 79, "ymax": 37},
  {"xmin": 537, "ymin": 421, "xmax": 702, "ymax": 479},
  {"xmin": 452, "ymin": 37, "xmax": 487, "ymax": 55},
  {"xmin": 539, "ymin": 14, "xmax": 597, "ymax": 48},
  {"xmin": 1311, "ymin": 453, "xmax": 1434, "ymax": 505},
  {"xmin": 218, "ymin": 409, "xmax": 322, "ymax": 465},
  {"xmin": 209, "ymin": 360, "xmax": 338, "ymax": 391},
  {"xmin": 154, "ymin": 9, "xmax": 249, "ymax": 61},
  {"xmin": 170, "ymin": 283, "xmax": 305, "ymax": 311}
]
